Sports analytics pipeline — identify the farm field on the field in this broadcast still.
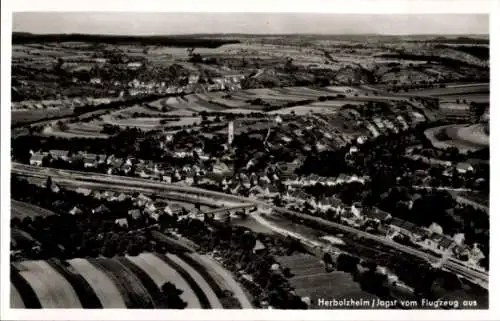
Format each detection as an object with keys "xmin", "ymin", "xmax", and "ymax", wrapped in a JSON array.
[
  {"xmin": 13, "ymin": 260, "xmax": 83, "ymax": 308},
  {"xmin": 11, "ymin": 228, "xmax": 38, "ymax": 249},
  {"xmin": 276, "ymin": 254, "xmax": 377, "ymax": 309},
  {"xmin": 407, "ymin": 83, "xmax": 489, "ymax": 97},
  {"xmin": 10, "ymin": 282, "xmax": 26, "ymax": 308},
  {"xmin": 10, "ymin": 252, "xmax": 247, "ymax": 309},
  {"xmin": 41, "ymin": 122, "xmax": 109, "ymax": 139},
  {"xmin": 31, "ymin": 85, "xmax": 431, "ymax": 139},
  {"xmin": 424, "ymin": 124, "xmax": 489, "ymax": 153},
  {"xmin": 11, "ymin": 199, "xmax": 59, "ymax": 219},
  {"xmin": 12, "ymin": 108, "xmax": 74, "ymax": 126}
]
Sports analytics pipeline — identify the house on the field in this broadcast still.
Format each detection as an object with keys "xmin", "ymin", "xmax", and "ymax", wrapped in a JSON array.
[
  {"xmin": 138, "ymin": 170, "xmax": 150, "ymax": 179},
  {"xmin": 241, "ymin": 176, "xmax": 251, "ymax": 189},
  {"xmin": 259, "ymin": 173, "xmax": 272, "ymax": 184},
  {"xmin": 92, "ymin": 204, "xmax": 110, "ymax": 215},
  {"xmin": 49, "ymin": 150, "xmax": 69, "ymax": 161},
  {"xmin": 102, "ymin": 191, "xmax": 116, "ymax": 201},
  {"xmin": 145, "ymin": 202, "xmax": 157, "ymax": 213},
  {"xmin": 185, "ymin": 173, "xmax": 195, "ymax": 185},
  {"xmin": 144, "ymin": 206, "xmax": 157, "ymax": 219},
  {"xmin": 164, "ymin": 203, "xmax": 184, "ymax": 216},
  {"xmin": 136, "ymin": 193, "xmax": 152, "ymax": 207},
  {"xmin": 115, "ymin": 218, "xmax": 129, "ymax": 228},
  {"xmin": 423, "ymin": 233, "xmax": 446, "ymax": 253},
  {"xmin": 91, "ymin": 191, "xmax": 104, "ymax": 199},
  {"xmin": 128, "ymin": 209, "xmax": 142, "ymax": 220},
  {"xmin": 456, "ymin": 162, "xmax": 474, "ymax": 174},
  {"xmin": 69, "ymin": 206, "xmax": 83, "ymax": 216},
  {"xmin": 127, "ymin": 62, "xmax": 142, "ymax": 70},
  {"xmin": 389, "ymin": 217, "xmax": 425, "ymax": 241},
  {"xmin": 29, "ymin": 152, "xmax": 45, "ymax": 166},
  {"xmin": 149, "ymin": 212, "xmax": 161, "ymax": 222},
  {"xmin": 253, "ymin": 240, "xmax": 266, "ymax": 254},
  {"xmin": 75, "ymin": 187, "xmax": 92, "ymax": 196},
  {"xmin": 90, "ymin": 78, "xmax": 102, "ymax": 85},
  {"xmin": 438, "ymin": 236, "xmax": 457, "ymax": 252},
  {"xmin": 188, "ymin": 74, "xmax": 200, "ymax": 84},
  {"xmin": 349, "ymin": 146, "xmax": 359, "ymax": 154},
  {"xmin": 364, "ymin": 208, "xmax": 392, "ymax": 223},
  {"xmin": 116, "ymin": 193, "xmax": 128, "ymax": 202},
  {"xmin": 212, "ymin": 161, "xmax": 232, "ymax": 175}
]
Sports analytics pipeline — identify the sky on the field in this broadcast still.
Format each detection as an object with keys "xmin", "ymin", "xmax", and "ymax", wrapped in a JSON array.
[{"xmin": 12, "ymin": 13, "xmax": 489, "ymax": 35}]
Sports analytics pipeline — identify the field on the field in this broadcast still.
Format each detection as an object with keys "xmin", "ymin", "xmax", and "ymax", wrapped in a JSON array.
[
  {"xmin": 11, "ymin": 200, "xmax": 59, "ymax": 219},
  {"xmin": 276, "ymin": 254, "xmax": 377, "ymax": 309},
  {"xmin": 12, "ymin": 108, "xmax": 74, "ymax": 126},
  {"xmin": 31, "ymin": 84, "xmax": 434, "ymax": 140},
  {"xmin": 11, "ymin": 252, "xmax": 249, "ymax": 309},
  {"xmin": 405, "ymin": 83, "xmax": 489, "ymax": 103},
  {"xmin": 424, "ymin": 124, "xmax": 489, "ymax": 153}
]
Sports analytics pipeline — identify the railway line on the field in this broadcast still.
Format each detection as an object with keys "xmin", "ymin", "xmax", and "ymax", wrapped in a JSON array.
[{"xmin": 11, "ymin": 163, "xmax": 488, "ymax": 289}]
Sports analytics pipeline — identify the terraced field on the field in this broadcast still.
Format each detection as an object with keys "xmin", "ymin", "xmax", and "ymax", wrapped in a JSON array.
[{"xmin": 11, "ymin": 252, "xmax": 250, "ymax": 309}]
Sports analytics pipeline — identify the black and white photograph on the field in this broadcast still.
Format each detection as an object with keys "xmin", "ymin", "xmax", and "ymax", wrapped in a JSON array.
[{"xmin": 1, "ymin": 0, "xmax": 496, "ymax": 319}]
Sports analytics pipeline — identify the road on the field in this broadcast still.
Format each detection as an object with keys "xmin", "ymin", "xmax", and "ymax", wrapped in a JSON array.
[{"xmin": 11, "ymin": 163, "xmax": 488, "ymax": 288}]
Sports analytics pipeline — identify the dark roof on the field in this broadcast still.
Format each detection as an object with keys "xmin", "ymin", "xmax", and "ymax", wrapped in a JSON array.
[
  {"xmin": 439, "ymin": 237, "xmax": 456, "ymax": 249},
  {"xmin": 365, "ymin": 209, "xmax": 391, "ymax": 221}
]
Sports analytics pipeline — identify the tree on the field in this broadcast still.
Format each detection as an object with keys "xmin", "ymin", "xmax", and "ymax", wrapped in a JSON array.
[
  {"xmin": 161, "ymin": 282, "xmax": 188, "ymax": 309},
  {"xmin": 45, "ymin": 176, "xmax": 53, "ymax": 190}
]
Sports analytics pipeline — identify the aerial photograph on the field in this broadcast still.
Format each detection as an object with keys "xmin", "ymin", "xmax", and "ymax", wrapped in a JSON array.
[{"xmin": 8, "ymin": 12, "xmax": 489, "ymax": 310}]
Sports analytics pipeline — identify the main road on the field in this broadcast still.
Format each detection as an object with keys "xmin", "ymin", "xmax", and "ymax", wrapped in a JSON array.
[{"xmin": 11, "ymin": 163, "xmax": 488, "ymax": 289}]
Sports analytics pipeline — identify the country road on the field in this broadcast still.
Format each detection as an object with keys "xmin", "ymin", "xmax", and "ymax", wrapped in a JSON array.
[{"xmin": 11, "ymin": 163, "xmax": 488, "ymax": 289}]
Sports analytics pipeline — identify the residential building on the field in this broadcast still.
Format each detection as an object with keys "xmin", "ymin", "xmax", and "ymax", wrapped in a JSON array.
[
  {"xmin": 29, "ymin": 152, "xmax": 45, "ymax": 166},
  {"xmin": 128, "ymin": 209, "xmax": 142, "ymax": 220},
  {"xmin": 456, "ymin": 162, "xmax": 474, "ymax": 174},
  {"xmin": 49, "ymin": 150, "xmax": 69, "ymax": 161},
  {"xmin": 92, "ymin": 204, "xmax": 110, "ymax": 215},
  {"xmin": 69, "ymin": 206, "xmax": 83, "ymax": 216},
  {"xmin": 115, "ymin": 218, "xmax": 129, "ymax": 228}
]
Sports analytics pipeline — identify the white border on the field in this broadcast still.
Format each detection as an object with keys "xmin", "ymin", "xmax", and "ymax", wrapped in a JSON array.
[
  {"xmin": 4, "ymin": 0, "xmax": 493, "ymax": 14},
  {"xmin": 1, "ymin": 0, "xmax": 496, "ymax": 320}
]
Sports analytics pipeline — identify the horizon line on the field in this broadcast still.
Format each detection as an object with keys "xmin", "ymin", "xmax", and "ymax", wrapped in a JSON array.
[{"xmin": 12, "ymin": 31, "xmax": 490, "ymax": 37}]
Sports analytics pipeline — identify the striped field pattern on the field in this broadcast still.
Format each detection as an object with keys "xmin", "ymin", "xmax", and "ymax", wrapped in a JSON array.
[
  {"xmin": 125, "ymin": 253, "xmax": 201, "ymax": 308},
  {"xmin": 15, "ymin": 260, "xmax": 82, "ymax": 308},
  {"xmin": 10, "ymin": 283, "xmax": 26, "ymax": 308},
  {"xmin": 67, "ymin": 258, "xmax": 127, "ymax": 308},
  {"xmin": 165, "ymin": 253, "xmax": 222, "ymax": 308},
  {"xmin": 87, "ymin": 258, "xmax": 154, "ymax": 308},
  {"xmin": 11, "ymin": 252, "xmax": 250, "ymax": 309}
]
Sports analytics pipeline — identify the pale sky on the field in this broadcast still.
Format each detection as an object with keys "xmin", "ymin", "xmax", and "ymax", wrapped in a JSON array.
[{"xmin": 12, "ymin": 13, "xmax": 488, "ymax": 35}]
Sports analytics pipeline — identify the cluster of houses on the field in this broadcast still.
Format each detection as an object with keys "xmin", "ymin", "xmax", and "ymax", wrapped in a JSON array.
[
  {"xmin": 206, "ymin": 74, "xmax": 245, "ymax": 92},
  {"xmin": 12, "ymin": 97, "xmax": 115, "ymax": 110},
  {"xmin": 68, "ymin": 188, "xmax": 187, "ymax": 228},
  {"xmin": 29, "ymin": 148, "xmax": 236, "ymax": 183},
  {"xmin": 29, "ymin": 150, "xmax": 107, "ymax": 168},
  {"xmin": 110, "ymin": 72, "xmax": 246, "ymax": 97},
  {"xmin": 277, "ymin": 186, "xmax": 484, "ymax": 267}
]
